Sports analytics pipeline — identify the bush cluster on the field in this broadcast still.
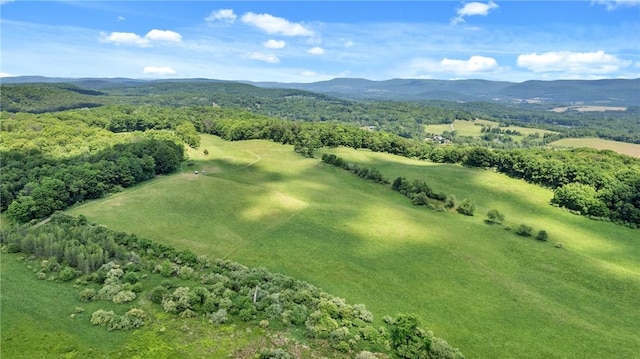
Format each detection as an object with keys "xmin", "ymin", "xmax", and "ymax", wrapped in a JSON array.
[{"xmin": 322, "ymin": 154, "xmax": 389, "ymax": 184}]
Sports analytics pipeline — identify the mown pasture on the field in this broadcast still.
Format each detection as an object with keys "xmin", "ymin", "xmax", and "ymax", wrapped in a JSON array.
[
  {"xmin": 550, "ymin": 137, "xmax": 640, "ymax": 158},
  {"xmin": 67, "ymin": 134, "xmax": 640, "ymax": 358},
  {"xmin": 424, "ymin": 119, "xmax": 557, "ymax": 138}
]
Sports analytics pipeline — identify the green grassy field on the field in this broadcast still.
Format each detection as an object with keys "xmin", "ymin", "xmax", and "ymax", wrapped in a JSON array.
[
  {"xmin": 550, "ymin": 137, "xmax": 640, "ymax": 158},
  {"xmin": 1, "ymin": 252, "xmax": 307, "ymax": 358},
  {"xmin": 67, "ymin": 135, "xmax": 640, "ymax": 358},
  {"xmin": 424, "ymin": 119, "xmax": 557, "ymax": 140}
]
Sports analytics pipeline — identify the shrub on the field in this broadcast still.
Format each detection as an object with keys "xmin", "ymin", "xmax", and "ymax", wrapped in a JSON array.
[
  {"xmin": 456, "ymin": 199, "xmax": 475, "ymax": 216},
  {"xmin": 98, "ymin": 284, "xmax": 122, "ymax": 301},
  {"xmin": 536, "ymin": 230, "xmax": 549, "ymax": 242},
  {"xmin": 259, "ymin": 348, "xmax": 292, "ymax": 359},
  {"xmin": 429, "ymin": 337, "xmax": 465, "ymax": 359},
  {"xmin": 516, "ymin": 224, "xmax": 533, "ymax": 237},
  {"xmin": 158, "ymin": 260, "xmax": 175, "ymax": 277},
  {"xmin": 149, "ymin": 285, "xmax": 169, "ymax": 304},
  {"xmin": 112, "ymin": 290, "xmax": 136, "ymax": 304},
  {"xmin": 122, "ymin": 271, "xmax": 139, "ymax": 284},
  {"xmin": 411, "ymin": 192, "xmax": 429, "ymax": 206},
  {"xmin": 486, "ymin": 209, "xmax": 505, "ymax": 225},
  {"xmin": 59, "ymin": 267, "xmax": 77, "ymax": 281},
  {"xmin": 91, "ymin": 309, "xmax": 116, "ymax": 326},
  {"xmin": 210, "ymin": 309, "xmax": 229, "ymax": 324},
  {"xmin": 178, "ymin": 265, "xmax": 195, "ymax": 280},
  {"xmin": 444, "ymin": 194, "xmax": 457, "ymax": 209},
  {"xmin": 79, "ymin": 288, "xmax": 98, "ymax": 302}
]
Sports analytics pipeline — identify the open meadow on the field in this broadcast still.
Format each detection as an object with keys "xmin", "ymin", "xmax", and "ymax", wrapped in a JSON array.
[
  {"xmin": 67, "ymin": 134, "xmax": 640, "ymax": 358},
  {"xmin": 550, "ymin": 137, "xmax": 640, "ymax": 158},
  {"xmin": 424, "ymin": 119, "xmax": 557, "ymax": 139}
]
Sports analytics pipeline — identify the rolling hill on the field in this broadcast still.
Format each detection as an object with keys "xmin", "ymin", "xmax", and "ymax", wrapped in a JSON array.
[{"xmin": 3, "ymin": 76, "xmax": 638, "ymax": 106}]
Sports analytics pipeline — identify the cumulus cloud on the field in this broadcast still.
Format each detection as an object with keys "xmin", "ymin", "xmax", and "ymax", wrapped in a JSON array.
[
  {"xmin": 517, "ymin": 50, "xmax": 631, "ymax": 74},
  {"xmin": 205, "ymin": 9, "xmax": 237, "ymax": 23},
  {"xmin": 592, "ymin": 0, "xmax": 640, "ymax": 10},
  {"xmin": 440, "ymin": 56, "xmax": 499, "ymax": 74},
  {"xmin": 263, "ymin": 39, "xmax": 286, "ymax": 49},
  {"xmin": 248, "ymin": 52, "xmax": 280, "ymax": 63},
  {"xmin": 241, "ymin": 12, "xmax": 314, "ymax": 36},
  {"xmin": 143, "ymin": 66, "xmax": 177, "ymax": 75},
  {"xmin": 411, "ymin": 55, "xmax": 501, "ymax": 76},
  {"xmin": 307, "ymin": 46, "xmax": 325, "ymax": 55},
  {"xmin": 100, "ymin": 29, "xmax": 182, "ymax": 47},
  {"xmin": 452, "ymin": 1, "xmax": 499, "ymax": 25},
  {"xmin": 100, "ymin": 32, "xmax": 149, "ymax": 46},
  {"xmin": 145, "ymin": 29, "xmax": 182, "ymax": 42}
]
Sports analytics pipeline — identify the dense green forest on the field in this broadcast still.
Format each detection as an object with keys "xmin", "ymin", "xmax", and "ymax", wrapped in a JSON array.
[{"xmin": 2, "ymin": 82, "xmax": 639, "ymax": 143}]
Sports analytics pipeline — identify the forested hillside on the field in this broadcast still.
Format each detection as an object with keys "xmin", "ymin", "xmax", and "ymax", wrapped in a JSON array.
[{"xmin": 3, "ymin": 80, "xmax": 639, "ymax": 143}]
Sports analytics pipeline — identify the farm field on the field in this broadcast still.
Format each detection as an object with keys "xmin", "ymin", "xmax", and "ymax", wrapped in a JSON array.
[
  {"xmin": 424, "ymin": 119, "xmax": 557, "ymax": 138},
  {"xmin": 550, "ymin": 137, "xmax": 640, "ymax": 158},
  {"xmin": 67, "ymin": 134, "xmax": 640, "ymax": 358}
]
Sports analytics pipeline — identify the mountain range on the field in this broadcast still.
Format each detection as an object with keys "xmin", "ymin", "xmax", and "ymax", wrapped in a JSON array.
[{"xmin": 2, "ymin": 76, "xmax": 638, "ymax": 106}]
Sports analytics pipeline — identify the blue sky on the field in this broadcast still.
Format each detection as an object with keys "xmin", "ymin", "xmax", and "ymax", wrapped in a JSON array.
[{"xmin": 1, "ymin": 1, "xmax": 639, "ymax": 82}]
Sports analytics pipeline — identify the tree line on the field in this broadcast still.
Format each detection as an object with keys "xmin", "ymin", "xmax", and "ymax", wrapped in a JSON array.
[{"xmin": 2, "ymin": 139, "xmax": 183, "ymax": 222}]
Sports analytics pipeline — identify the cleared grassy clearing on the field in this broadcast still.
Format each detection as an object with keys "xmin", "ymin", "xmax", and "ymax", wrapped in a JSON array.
[
  {"xmin": 550, "ymin": 137, "xmax": 640, "ymax": 158},
  {"xmin": 0, "ymin": 252, "xmax": 297, "ymax": 358},
  {"xmin": 68, "ymin": 135, "xmax": 640, "ymax": 358},
  {"xmin": 424, "ymin": 119, "xmax": 557, "ymax": 138},
  {"xmin": 0, "ymin": 254, "xmax": 128, "ymax": 358}
]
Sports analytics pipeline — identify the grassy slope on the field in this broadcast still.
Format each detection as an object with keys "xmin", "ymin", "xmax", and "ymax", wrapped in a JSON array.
[
  {"xmin": 0, "ymin": 252, "xmax": 316, "ymax": 358},
  {"xmin": 67, "ymin": 135, "xmax": 640, "ymax": 358},
  {"xmin": 550, "ymin": 137, "xmax": 640, "ymax": 158}
]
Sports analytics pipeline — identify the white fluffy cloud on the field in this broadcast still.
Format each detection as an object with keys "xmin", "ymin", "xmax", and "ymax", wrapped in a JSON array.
[
  {"xmin": 592, "ymin": 0, "xmax": 640, "ymax": 10},
  {"xmin": 205, "ymin": 9, "xmax": 237, "ymax": 23},
  {"xmin": 307, "ymin": 46, "xmax": 325, "ymax": 55},
  {"xmin": 100, "ymin": 29, "xmax": 182, "ymax": 47},
  {"xmin": 452, "ymin": 1, "xmax": 498, "ymax": 25},
  {"xmin": 145, "ymin": 29, "xmax": 182, "ymax": 42},
  {"xmin": 263, "ymin": 39, "xmax": 286, "ymax": 49},
  {"xmin": 517, "ymin": 50, "xmax": 631, "ymax": 74},
  {"xmin": 411, "ymin": 56, "xmax": 500, "ymax": 76},
  {"xmin": 100, "ymin": 32, "xmax": 148, "ymax": 46},
  {"xmin": 248, "ymin": 52, "xmax": 280, "ymax": 63},
  {"xmin": 440, "ymin": 56, "xmax": 499, "ymax": 74},
  {"xmin": 241, "ymin": 12, "xmax": 314, "ymax": 36},
  {"xmin": 143, "ymin": 66, "xmax": 176, "ymax": 75},
  {"xmin": 0, "ymin": 72, "xmax": 14, "ymax": 77}
]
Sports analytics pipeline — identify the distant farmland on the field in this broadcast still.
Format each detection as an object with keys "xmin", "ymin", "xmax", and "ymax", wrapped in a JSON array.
[
  {"xmin": 550, "ymin": 137, "xmax": 640, "ymax": 158},
  {"xmin": 424, "ymin": 119, "xmax": 557, "ymax": 138}
]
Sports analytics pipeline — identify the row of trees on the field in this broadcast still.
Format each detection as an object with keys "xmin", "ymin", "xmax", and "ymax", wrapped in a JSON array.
[
  {"xmin": 1, "ymin": 214, "xmax": 465, "ymax": 358},
  {"xmin": 321, "ymin": 154, "xmax": 389, "ymax": 184}
]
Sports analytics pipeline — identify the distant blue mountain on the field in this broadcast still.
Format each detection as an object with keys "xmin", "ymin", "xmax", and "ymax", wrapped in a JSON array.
[{"xmin": 2, "ymin": 76, "xmax": 638, "ymax": 106}]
